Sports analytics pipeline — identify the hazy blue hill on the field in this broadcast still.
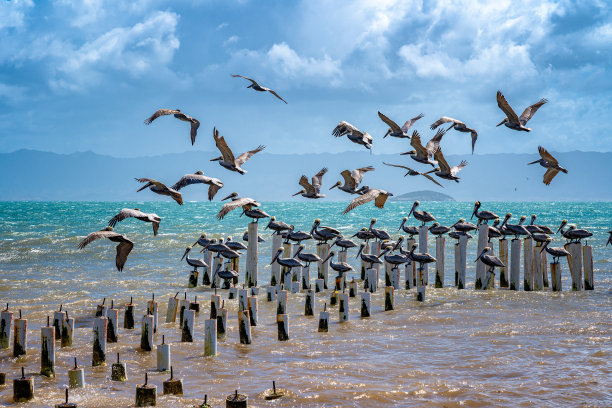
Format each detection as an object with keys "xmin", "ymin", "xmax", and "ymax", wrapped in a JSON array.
[
  {"xmin": 1, "ymin": 149, "xmax": 610, "ymax": 202},
  {"xmin": 391, "ymin": 190, "xmax": 455, "ymax": 201}
]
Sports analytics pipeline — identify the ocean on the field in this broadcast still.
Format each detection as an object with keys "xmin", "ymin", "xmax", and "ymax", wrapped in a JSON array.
[{"xmin": 0, "ymin": 201, "xmax": 610, "ymax": 407}]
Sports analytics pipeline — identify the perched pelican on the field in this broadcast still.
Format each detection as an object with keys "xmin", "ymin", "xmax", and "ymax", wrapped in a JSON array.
[
  {"xmin": 377, "ymin": 111, "xmax": 424, "ymax": 138},
  {"xmin": 270, "ymin": 247, "xmax": 304, "ymax": 270},
  {"xmin": 171, "ymin": 171, "xmax": 223, "ymax": 201},
  {"xmin": 200, "ymin": 239, "xmax": 230, "ymax": 254},
  {"xmin": 471, "ymin": 201, "xmax": 498, "ymax": 225},
  {"xmin": 296, "ymin": 245, "xmax": 322, "ymax": 266},
  {"xmin": 400, "ymin": 129, "xmax": 444, "ymax": 167},
  {"xmin": 356, "ymin": 243, "xmax": 384, "ymax": 269},
  {"xmin": 383, "ymin": 162, "xmax": 442, "ymax": 187},
  {"xmin": 407, "ymin": 243, "xmax": 436, "ymax": 271},
  {"xmin": 528, "ymin": 146, "xmax": 568, "ymax": 185},
  {"xmin": 530, "ymin": 214, "xmax": 554, "ymax": 235},
  {"xmin": 241, "ymin": 207, "xmax": 270, "ymax": 223},
  {"xmin": 449, "ymin": 231, "xmax": 473, "ymax": 240},
  {"xmin": 135, "ymin": 178, "xmax": 183, "ymax": 205},
  {"xmin": 211, "ymin": 263, "xmax": 239, "ymax": 288},
  {"xmin": 224, "ymin": 237, "xmax": 247, "ymax": 252},
  {"xmin": 216, "ymin": 192, "xmax": 260, "ymax": 220},
  {"xmin": 311, "ymin": 219, "xmax": 341, "ymax": 242},
  {"xmin": 193, "ymin": 233, "xmax": 213, "ymax": 248},
  {"xmin": 329, "ymin": 167, "xmax": 375, "ymax": 194},
  {"xmin": 399, "ymin": 217, "xmax": 419, "ymax": 237},
  {"xmin": 108, "ymin": 208, "xmax": 161, "ymax": 236},
  {"xmin": 77, "ymin": 227, "xmax": 134, "ymax": 271},
  {"xmin": 330, "ymin": 236, "xmax": 358, "ymax": 252},
  {"xmin": 242, "ymin": 230, "xmax": 265, "ymax": 242},
  {"xmin": 429, "ymin": 222, "xmax": 451, "ymax": 236},
  {"xmin": 488, "ymin": 219, "xmax": 502, "ymax": 239},
  {"xmin": 265, "ymin": 216, "xmax": 291, "ymax": 235},
  {"xmin": 430, "ymin": 117, "xmax": 478, "ymax": 154},
  {"xmin": 557, "ymin": 221, "xmax": 592, "ymax": 242},
  {"xmin": 474, "ymin": 246, "xmax": 505, "ymax": 288},
  {"xmin": 285, "ymin": 225, "xmax": 312, "ymax": 244},
  {"xmin": 211, "ymin": 128, "xmax": 265, "ymax": 174},
  {"xmin": 293, "ymin": 168, "xmax": 327, "ymax": 199},
  {"xmin": 424, "ymin": 149, "xmax": 468, "ymax": 183},
  {"xmin": 144, "ymin": 109, "xmax": 200, "ymax": 145},
  {"xmin": 368, "ymin": 218, "xmax": 391, "ymax": 241},
  {"xmin": 352, "ymin": 227, "xmax": 376, "ymax": 242},
  {"xmin": 540, "ymin": 239, "xmax": 571, "ymax": 264},
  {"xmin": 531, "ymin": 232, "xmax": 552, "ymax": 245},
  {"xmin": 505, "ymin": 215, "xmax": 531, "ymax": 239},
  {"xmin": 451, "ymin": 218, "xmax": 477, "ymax": 233},
  {"xmin": 180, "ymin": 246, "xmax": 208, "ymax": 272},
  {"xmin": 323, "ymin": 251, "xmax": 354, "ymax": 276},
  {"xmin": 408, "ymin": 201, "xmax": 436, "ymax": 225},
  {"xmin": 342, "ymin": 188, "xmax": 393, "ymax": 214},
  {"xmin": 496, "ymin": 91, "xmax": 547, "ymax": 132},
  {"xmin": 231, "ymin": 74, "xmax": 287, "ymax": 104},
  {"xmin": 332, "ymin": 121, "xmax": 373, "ymax": 150}
]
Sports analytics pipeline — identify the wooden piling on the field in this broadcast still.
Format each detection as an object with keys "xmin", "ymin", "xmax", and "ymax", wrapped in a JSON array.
[
  {"xmin": 418, "ymin": 225, "xmax": 429, "ymax": 285},
  {"xmin": 276, "ymin": 289, "xmax": 287, "ymax": 315},
  {"xmin": 189, "ymin": 296, "xmax": 200, "ymax": 313},
  {"xmin": 435, "ymin": 236, "xmax": 445, "ymax": 288},
  {"xmin": 384, "ymin": 260, "xmax": 392, "ymax": 287},
  {"xmin": 202, "ymin": 249, "xmax": 213, "ymax": 286},
  {"xmin": 565, "ymin": 241, "xmax": 583, "ymax": 291},
  {"xmin": 111, "ymin": 353, "xmax": 127, "ymax": 381},
  {"xmin": 157, "ymin": 335, "xmax": 170, "ymax": 371},
  {"xmin": 211, "ymin": 256, "xmax": 222, "ymax": 289},
  {"xmin": 247, "ymin": 296, "xmax": 258, "ymax": 326},
  {"xmin": 163, "ymin": 366, "xmax": 183, "ymax": 395},
  {"xmin": 348, "ymin": 279, "xmax": 358, "ymax": 297},
  {"xmin": 270, "ymin": 234, "xmax": 282, "ymax": 286},
  {"xmin": 551, "ymin": 262, "xmax": 562, "ymax": 292},
  {"xmin": 283, "ymin": 271, "xmax": 292, "ymax": 293},
  {"xmin": 61, "ymin": 312, "xmax": 74, "ymax": 348},
  {"xmin": 216, "ymin": 305, "xmax": 228, "ymax": 339},
  {"xmin": 532, "ymin": 244, "xmax": 544, "ymax": 291},
  {"xmin": 124, "ymin": 297, "xmax": 135, "ymax": 329},
  {"xmin": 457, "ymin": 234, "xmax": 468, "ymax": 290},
  {"xmin": 318, "ymin": 305, "xmax": 329, "ymax": 332},
  {"xmin": 188, "ymin": 268, "xmax": 199, "ymax": 288},
  {"xmin": 135, "ymin": 373, "xmax": 156, "ymax": 407},
  {"xmin": 305, "ymin": 289, "xmax": 314, "ymax": 316},
  {"xmin": 13, "ymin": 367, "xmax": 34, "ymax": 402},
  {"xmin": 542, "ymin": 250, "xmax": 549, "ymax": 288},
  {"xmin": 147, "ymin": 297, "xmax": 158, "ymax": 334},
  {"xmin": 0, "ymin": 307, "xmax": 12, "ymax": 349},
  {"xmin": 475, "ymin": 224, "xmax": 489, "ymax": 289},
  {"xmin": 266, "ymin": 286, "xmax": 276, "ymax": 302},
  {"xmin": 482, "ymin": 268, "xmax": 495, "ymax": 290},
  {"xmin": 204, "ymin": 319, "xmax": 217, "ymax": 356},
  {"xmin": 228, "ymin": 287, "xmax": 237, "ymax": 299},
  {"xmin": 246, "ymin": 222, "xmax": 259, "ymax": 287},
  {"xmin": 406, "ymin": 238, "xmax": 417, "ymax": 286},
  {"xmin": 385, "ymin": 286, "xmax": 394, "ymax": 311},
  {"xmin": 339, "ymin": 293, "xmax": 349, "ymax": 322},
  {"xmin": 226, "ymin": 390, "xmax": 248, "ymax": 408},
  {"xmin": 238, "ymin": 289, "xmax": 248, "ymax": 312},
  {"xmin": 95, "ymin": 298, "xmax": 107, "ymax": 317},
  {"xmin": 69, "ymin": 358, "xmax": 85, "ymax": 387},
  {"xmin": 181, "ymin": 309, "xmax": 195, "ymax": 342},
  {"xmin": 13, "ymin": 310, "xmax": 26, "ymax": 357},
  {"xmin": 523, "ymin": 237, "xmax": 533, "ymax": 291},
  {"xmin": 238, "ymin": 310, "xmax": 252, "ymax": 344},
  {"xmin": 53, "ymin": 307, "xmax": 66, "ymax": 340},
  {"xmin": 330, "ymin": 290, "xmax": 338, "ymax": 306},
  {"xmin": 416, "ymin": 285, "xmax": 425, "ymax": 302},
  {"xmin": 40, "ymin": 317, "xmax": 55, "ymax": 377},
  {"xmin": 315, "ymin": 278, "xmax": 324, "ymax": 293},
  {"xmin": 178, "ymin": 296, "xmax": 189, "ymax": 328},
  {"xmin": 366, "ymin": 268, "xmax": 377, "ymax": 293},
  {"xmin": 371, "ymin": 241, "xmax": 381, "ymax": 279},
  {"xmin": 583, "ymin": 244, "xmax": 594, "ymax": 290},
  {"xmin": 106, "ymin": 302, "xmax": 118, "ymax": 343},
  {"xmin": 509, "ymin": 239, "xmax": 521, "ymax": 290},
  {"xmin": 454, "ymin": 242, "xmax": 459, "ymax": 287},
  {"xmin": 361, "ymin": 292, "xmax": 371, "ymax": 317},
  {"xmin": 405, "ymin": 261, "xmax": 414, "ymax": 290},
  {"xmin": 55, "ymin": 388, "xmax": 77, "ymax": 408},
  {"xmin": 499, "ymin": 239, "xmax": 509, "ymax": 287},
  {"xmin": 211, "ymin": 293, "xmax": 221, "ymax": 319},
  {"xmin": 317, "ymin": 243, "xmax": 330, "ymax": 289},
  {"xmin": 140, "ymin": 315, "xmax": 153, "ymax": 352},
  {"xmin": 165, "ymin": 293, "xmax": 179, "ymax": 323},
  {"xmin": 277, "ymin": 314, "xmax": 289, "ymax": 341},
  {"xmin": 91, "ymin": 316, "xmax": 106, "ymax": 367},
  {"xmin": 360, "ymin": 242, "xmax": 370, "ymax": 280},
  {"xmin": 301, "ymin": 265, "xmax": 310, "ymax": 291}
]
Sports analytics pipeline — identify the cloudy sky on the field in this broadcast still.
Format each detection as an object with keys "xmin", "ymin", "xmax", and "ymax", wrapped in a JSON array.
[{"xmin": 0, "ymin": 0, "xmax": 610, "ymax": 157}]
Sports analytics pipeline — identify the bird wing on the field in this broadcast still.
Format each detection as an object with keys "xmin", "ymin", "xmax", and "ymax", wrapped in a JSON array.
[
  {"xmin": 217, "ymin": 197, "xmax": 257, "ymax": 220},
  {"xmin": 538, "ymin": 146, "xmax": 559, "ymax": 166},
  {"xmin": 171, "ymin": 174, "xmax": 212, "ymax": 191},
  {"xmin": 351, "ymin": 166, "xmax": 374, "ymax": 185},
  {"xmin": 208, "ymin": 182, "xmax": 223, "ymax": 201},
  {"xmin": 332, "ymin": 121, "xmax": 359, "ymax": 138},
  {"xmin": 374, "ymin": 191, "xmax": 390, "ymax": 209},
  {"xmin": 421, "ymin": 172, "xmax": 444, "ymax": 187},
  {"xmin": 340, "ymin": 170, "xmax": 356, "ymax": 190},
  {"xmin": 430, "ymin": 116, "xmax": 459, "ymax": 130},
  {"xmin": 108, "ymin": 208, "xmax": 142, "ymax": 227},
  {"xmin": 135, "ymin": 178, "xmax": 167, "ymax": 190},
  {"xmin": 190, "ymin": 119, "xmax": 200, "ymax": 145},
  {"xmin": 213, "ymin": 128, "xmax": 236, "ymax": 164},
  {"xmin": 410, "ymin": 130, "xmax": 429, "ymax": 157},
  {"xmin": 519, "ymin": 98, "xmax": 548, "ymax": 125},
  {"xmin": 384, "ymin": 162, "xmax": 413, "ymax": 172},
  {"xmin": 311, "ymin": 168, "xmax": 327, "ymax": 192},
  {"xmin": 496, "ymin": 91, "xmax": 520, "ymax": 124},
  {"xmin": 402, "ymin": 113, "xmax": 424, "ymax": 132},
  {"xmin": 299, "ymin": 175, "xmax": 317, "ymax": 195},
  {"xmin": 169, "ymin": 189, "xmax": 183, "ymax": 205},
  {"xmin": 434, "ymin": 149, "xmax": 451, "ymax": 174},
  {"xmin": 267, "ymin": 89, "xmax": 288, "ymax": 104},
  {"xmin": 78, "ymin": 230, "xmax": 121, "ymax": 249},
  {"xmin": 426, "ymin": 128, "xmax": 445, "ymax": 155},
  {"xmin": 231, "ymin": 74, "xmax": 258, "ymax": 86},
  {"xmin": 469, "ymin": 128, "xmax": 478, "ymax": 154},
  {"xmin": 451, "ymin": 160, "xmax": 468, "ymax": 176},
  {"xmin": 152, "ymin": 221, "xmax": 159, "ymax": 236},
  {"xmin": 542, "ymin": 168, "xmax": 559, "ymax": 185},
  {"xmin": 115, "ymin": 239, "xmax": 134, "ymax": 271},
  {"xmin": 377, "ymin": 111, "xmax": 402, "ymax": 133},
  {"xmin": 343, "ymin": 189, "xmax": 379, "ymax": 214},
  {"xmin": 144, "ymin": 109, "xmax": 179, "ymax": 125},
  {"xmin": 236, "ymin": 145, "xmax": 265, "ymax": 167}
]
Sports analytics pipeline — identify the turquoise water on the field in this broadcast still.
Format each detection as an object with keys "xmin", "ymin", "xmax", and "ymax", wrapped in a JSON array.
[{"xmin": 0, "ymin": 201, "xmax": 610, "ymax": 407}]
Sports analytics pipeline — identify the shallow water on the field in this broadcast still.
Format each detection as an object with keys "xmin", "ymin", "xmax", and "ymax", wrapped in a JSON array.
[{"xmin": 0, "ymin": 201, "xmax": 610, "ymax": 407}]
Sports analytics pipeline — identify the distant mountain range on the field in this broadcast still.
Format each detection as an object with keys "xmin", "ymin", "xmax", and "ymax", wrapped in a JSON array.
[
  {"xmin": 390, "ymin": 190, "xmax": 455, "ymax": 202},
  {"xmin": 1, "ymin": 149, "xmax": 610, "ymax": 201}
]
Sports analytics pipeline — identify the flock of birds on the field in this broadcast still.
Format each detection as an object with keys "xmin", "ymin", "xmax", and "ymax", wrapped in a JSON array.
[{"xmin": 76, "ymin": 75, "xmax": 580, "ymax": 271}]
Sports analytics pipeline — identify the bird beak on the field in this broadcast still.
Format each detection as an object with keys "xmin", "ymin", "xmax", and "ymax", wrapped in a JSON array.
[
  {"xmin": 408, "ymin": 206, "xmax": 414, "ymax": 218},
  {"xmin": 221, "ymin": 193, "xmax": 233, "ymax": 201},
  {"xmin": 383, "ymin": 130, "xmax": 390, "ymax": 139},
  {"xmin": 292, "ymin": 191, "xmax": 302, "ymax": 197},
  {"xmin": 180, "ymin": 249, "xmax": 189, "ymax": 262},
  {"xmin": 329, "ymin": 183, "xmax": 338, "ymax": 190},
  {"xmin": 527, "ymin": 159, "xmax": 540, "ymax": 165},
  {"xmin": 424, "ymin": 169, "xmax": 436, "ymax": 175},
  {"xmin": 496, "ymin": 119, "xmax": 505, "ymax": 127},
  {"xmin": 398, "ymin": 219, "xmax": 405, "ymax": 231},
  {"xmin": 210, "ymin": 156, "xmax": 222, "ymax": 162}
]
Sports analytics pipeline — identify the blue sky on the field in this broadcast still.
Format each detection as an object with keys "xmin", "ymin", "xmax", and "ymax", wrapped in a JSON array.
[{"xmin": 0, "ymin": 0, "xmax": 610, "ymax": 158}]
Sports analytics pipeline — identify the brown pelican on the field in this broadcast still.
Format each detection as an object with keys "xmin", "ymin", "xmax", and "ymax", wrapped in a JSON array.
[
  {"xmin": 77, "ymin": 227, "xmax": 134, "ymax": 271},
  {"xmin": 332, "ymin": 121, "xmax": 373, "ymax": 150},
  {"xmin": 311, "ymin": 219, "xmax": 341, "ymax": 242},
  {"xmin": 377, "ymin": 111, "xmax": 424, "ymax": 138},
  {"xmin": 557, "ymin": 221, "xmax": 593, "ymax": 242},
  {"xmin": 216, "ymin": 192, "xmax": 260, "ymax": 220},
  {"xmin": 429, "ymin": 222, "xmax": 451, "ymax": 236},
  {"xmin": 342, "ymin": 188, "xmax": 393, "ymax": 214},
  {"xmin": 400, "ymin": 129, "xmax": 444, "ymax": 167},
  {"xmin": 474, "ymin": 247, "xmax": 505, "ymax": 286},
  {"xmin": 531, "ymin": 232, "xmax": 552, "ymax": 245},
  {"xmin": 108, "ymin": 208, "xmax": 161, "ymax": 236},
  {"xmin": 505, "ymin": 215, "xmax": 531, "ymax": 238},
  {"xmin": 180, "ymin": 246, "xmax": 209, "ymax": 272},
  {"xmin": 224, "ymin": 237, "xmax": 247, "ymax": 252},
  {"xmin": 471, "ymin": 201, "xmax": 498, "ymax": 225},
  {"xmin": 285, "ymin": 225, "xmax": 312, "ymax": 244},
  {"xmin": 368, "ymin": 218, "xmax": 391, "ymax": 241},
  {"xmin": 323, "ymin": 251, "xmax": 354, "ymax": 275},
  {"xmin": 135, "ymin": 178, "xmax": 183, "ymax": 205},
  {"xmin": 407, "ymin": 243, "xmax": 436, "ymax": 270},
  {"xmin": 242, "ymin": 207, "xmax": 270, "ymax": 223},
  {"xmin": 211, "ymin": 127, "xmax": 265, "ymax": 175},
  {"xmin": 383, "ymin": 162, "xmax": 442, "ymax": 187},
  {"xmin": 488, "ymin": 219, "xmax": 502, "ymax": 239},
  {"xmin": 144, "ymin": 109, "xmax": 200, "ymax": 145},
  {"xmin": 356, "ymin": 243, "xmax": 384, "ymax": 269},
  {"xmin": 330, "ymin": 236, "xmax": 358, "ymax": 252},
  {"xmin": 265, "ymin": 216, "xmax": 291, "ymax": 235},
  {"xmin": 496, "ymin": 91, "xmax": 547, "ymax": 132},
  {"xmin": 540, "ymin": 239, "xmax": 570, "ymax": 263},
  {"xmin": 430, "ymin": 117, "xmax": 478, "ymax": 154},
  {"xmin": 424, "ymin": 149, "xmax": 468, "ymax": 183},
  {"xmin": 528, "ymin": 146, "xmax": 568, "ymax": 185},
  {"xmin": 530, "ymin": 215, "xmax": 554, "ymax": 235},
  {"xmin": 352, "ymin": 227, "xmax": 376, "ymax": 242},
  {"xmin": 171, "ymin": 171, "xmax": 223, "ymax": 201},
  {"xmin": 296, "ymin": 245, "xmax": 322, "ymax": 266},
  {"xmin": 399, "ymin": 218, "xmax": 419, "ymax": 237},
  {"xmin": 451, "ymin": 218, "xmax": 477, "ymax": 233},
  {"xmin": 231, "ymin": 74, "xmax": 287, "ymax": 104},
  {"xmin": 329, "ymin": 166, "xmax": 375, "ymax": 194},
  {"xmin": 193, "ymin": 233, "xmax": 213, "ymax": 248},
  {"xmin": 270, "ymin": 247, "xmax": 304, "ymax": 269},
  {"xmin": 243, "ymin": 231, "xmax": 265, "ymax": 242},
  {"xmin": 408, "ymin": 201, "xmax": 436, "ymax": 225},
  {"xmin": 449, "ymin": 231, "xmax": 472, "ymax": 240},
  {"xmin": 293, "ymin": 168, "xmax": 327, "ymax": 199}
]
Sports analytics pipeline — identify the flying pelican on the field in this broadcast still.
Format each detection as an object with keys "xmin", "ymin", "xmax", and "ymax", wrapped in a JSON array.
[
  {"xmin": 400, "ymin": 129, "xmax": 444, "ymax": 167},
  {"xmin": 383, "ymin": 162, "xmax": 442, "ymax": 187},
  {"xmin": 530, "ymin": 214, "xmax": 554, "ymax": 235},
  {"xmin": 399, "ymin": 217, "xmax": 419, "ymax": 237},
  {"xmin": 180, "ymin": 246, "xmax": 209, "ymax": 272},
  {"xmin": 471, "ymin": 201, "xmax": 498, "ymax": 225},
  {"xmin": 211, "ymin": 127, "xmax": 265, "ymax": 174},
  {"xmin": 216, "ymin": 192, "xmax": 260, "ymax": 220},
  {"xmin": 332, "ymin": 121, "xmax": 373, "ymax": 150},
  {"xmin": 144, "ymin": 109, "xmax": 200, "ymax": 145},
  {"xmin": 540, "ymin": 239, "xmax": 571, "ymax": 264},
  {"xmin": 135, "ymin": 178, "xmax": 183, "ymax": 205},
  {"xmin": 265, "ymin": 216, "xmax": 291, "ymax": 235},
  {"xmin": 557, "ymin": 221, "xmax": 592, "ymax": 243},
  {"xmin": 474, "ymin": 246, "xmax": 505, "ymax": 289},
  {"xmin": 231, "ymin": 74, "xmax": 287, "ymax": 104},
  {"xmin": 528, "ymin": 146, "xmax": 568, "ymax": 185},
  {"xmin": 424, "ymin": 149, "xmax": 468, "ymax": 183},
  {"xmin": 310, "ymin": 219, "xmax": 341, "ymax": 242},
  {"xmin": 377, "ymin": 111, "xmax": 424, "ymax": 138},
  {"xmin": 108, "ymin": 208, "xmax": 161, "ymax": 236},
  {"xmin": 430, "ymin": 117, "xmax": 478, "ymax": 154},
  {"xmin": 496, "ymin": 91, "xmax": 547, "ymax": 131},
  {"xmin": 342, "ymin": 188, "xmax": 393, "ymax": 214},
  {"xmin": 329, "ymin": 166, "xmax": 375, "ymax": 194},
  {"xmin": 293, "ymin": 168, "xmax": 327, "ymax": 199},
  {"xmin": 408, "ymin": 201, "xmax": 436, "ymax": 225},
  {"xmin": 171, "ymin": 171, "xmax": 223, "ymax": 201},
  {"xmin": 77, "ymin": 227, "xmax": 134, "ymax": 271}
]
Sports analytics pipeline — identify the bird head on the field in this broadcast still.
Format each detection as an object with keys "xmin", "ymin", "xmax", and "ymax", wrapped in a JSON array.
[
  {"xmin": 356, "ymin": 243, "xmax": 365, "ymax": 258},
  {"xmin": 181, "ymin": 246, "xmax": 191, "ymax": 261},
  {"xmin": 557, "ymin": 219, "xmax": 567, "ymax": 233},
  {"xmin": 201, "ymin": 233, "xmax": 206, "ymax": 238},
  {"xmin": 540, "ymin": 237, "xmax": 552, "ymax": 253},
  {"xmin": 222, "ymin": 192, "xmax": 238, "ymax": 201},
  {"xmin": 134, "ymin": 208, "xmax": 139, "ymax": 211},
  {"xmin": 474, "ymin": 246, "xmax": 491, "ymax": 262},
  {"xmin": 105, "ymin": 226, "xmax": 113, "ymax": 231},
  {"xmin": 400, "ymin": 150, "xmax": 416, "ymax": 156},
  {"xmin": 496, "ymin": 118, "xmax": 508, "ymax": 127},
  {"xmin": 471, "ymin": 201, "xmax": 481, "ymax": 219},
  {"xmin": 292, "ymin": 189, "xmax": 305, "ymax": 197},
  {"xmin": 270, "ymin": 247, "xmax": 283, "ymax": 265},
  {"xmin": 398, "ymin": 217, "xmax": 408, "ymax": 230},
  {"xmin": 195, "ymin": 170, "xmax": 204, "ymax": 175},
  {"xmin": 329, "ymin": 181, "xmax": 341, "ymax": 190},
  {"xmin": 408, "ymin": 201, "xmax": 419, "ymax": 217},
  {"xmin": 429, "ymin": 222, "xmax": 439, "ymax": 230}
]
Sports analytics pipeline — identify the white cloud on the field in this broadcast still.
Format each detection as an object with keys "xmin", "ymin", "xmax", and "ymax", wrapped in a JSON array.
[
  {"xmin": 266, "ymin": 43, "xmax": 342, "ymax": 84},
  {"xmin": 223, "ymin": 35, "xmax": 239, "ymax": 47},
  {"xmin": 0, "ymin": 0, "xmax": 33, "ymax": 30},
  {"xmin": 0, "ymin": 82, "xmax": 26, "ymax": 103}
]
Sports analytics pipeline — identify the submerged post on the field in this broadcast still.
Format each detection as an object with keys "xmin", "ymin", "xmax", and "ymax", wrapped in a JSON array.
[
  {"xmin": 475, "ymin": 224, "xmax": 488, "ymax": 289},
  {"xmin": 135, "ymin": 373, "xmax": 157, "ymax": 407},
  {"xmin": 62, "ymin": 311, "xmax": 75, "ymax": 348},
  {"xmin": 181, "ymin": 309, "xmax": 195, "ymax": 343},
  {"xmin": 157, "ymin": 335, "xmax": 170, "ymax": 371},
  {"xmin": 204, "ymin": 319, "xmax": 217, "ymax": 357},
  {"xmin": 13, "ymin": 310, "xmax": 27, "ymax": 357},
  {"xmin": 360, "ymin": 291, "xmax": 371, "ymax": 318},
  {"xmin": 338, "ymin": 293, "xmax": 349, "ymax": 322},
  {"xmin": 70, "ymin": 357, "xmax": 86, "ymax": 387},
  {"xmin": 124, "ymin": 297, "xmax": 135, "ymax": 329},
  {"xmin": 583, "ymin": 244, "xmax": 594, "ymax": 290},
  {"xmin": 92, "ymin": 316, "xmax": 106, "ymax": 367},
  {"xmin": 13, "ymin": 367, "xmax": 34, "ymax": 402},
  {"xmin": 435, "ymin": 236, "xmax": 445, "ymax": 288},
  {"xmin": 1, "ymin": 306, "xmax": 13, "ymax": 349},
  {"xmin": 41, "ymin": 317, "xmax": 55, "ymax": 377},
  {"xmin": 277, "ymin": 314, "xmax": 289, "ymax": 341},
  {"xmin": 318, "ymin": 304, "xmax": 329, "ymax": 332},
  {"xmin": 140, "ymin": 315, "xmax": 153, "ymax": 352},
  {"xmin": 499, "ymin": 238, "xmax": 509, "ymax": 287},
  {"xmin": 305, "ymin": 288, "xmax": 314, "ymax": 316},
  {"xmin": 523, "ymin": 236, "xmax": 533, "ymax": 291},
  {"xmin": 246, "ymin": 222, "xmax": 258, "ymax": 287},
  {"xmin": 509, "ymin": 238, "xmax": 521, "ymax": 291},
  {"xmin": 111, "ymin": 353, "xmax": 127, "ymax": 382},
  {"xmin": 457, "ymin": 234, "xmax": 468, "ymax": 290},
  {"xmin": 238, "ymin": 310, "xmax": 251, "ymax": 344},
  {"xmin": 384, "ymin": 286, "xmax": 394, "ymax": 311},
  {"xmin": 107, "ymin": 301, "xmax": 118, "ymax": 343}
]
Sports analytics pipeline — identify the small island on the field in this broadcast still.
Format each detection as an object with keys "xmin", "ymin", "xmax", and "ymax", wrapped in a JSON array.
[{"xmin": 390, "ymin": 190, "xmax": 455, "ymax": 202}]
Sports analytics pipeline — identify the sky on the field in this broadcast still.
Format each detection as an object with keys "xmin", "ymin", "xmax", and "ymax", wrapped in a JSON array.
[{"xmin": 0, "ymin": 0, "xmax": 611, "ymax": 158}]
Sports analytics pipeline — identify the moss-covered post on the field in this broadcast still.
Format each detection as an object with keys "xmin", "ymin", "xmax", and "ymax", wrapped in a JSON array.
[
  {"xmin": 165, "ymin": 293, "xmax": 179, "ymax": 323},
  {"xmin": 406, "ymin": 260, "xmax": 414, "ymax": 290},
  {"xmin": 384, "ymin": 286, "xmax": 394, "ymax": 311},
  {"xmin": 283, "ymin": 270, "xmax": 292, "ymax": 293},
  {"xmin": 523, "ymin": 236, "xmax": 533, "ymax": 291},
  {"xmin": 246, "ymin": 222, "xmax": 259, "ymax": 287},
  {"xmin": 406, "ymin": 238, "xmax": 417, "ymax": 286},
  {"xmin": 304, "ymin": 288, "xmax": 314, "ymax": 316},
  {"xmin": 189, "ymin": 296, "xmax": 200, "ymax": 314},
  {"xmin": 583, "ymin": 244, "xmax": 594, "ymax": 290},
  {"xmin": 41, "ymin": 316, "xmax": 56, "ymax": 376},
  {"xmin": 541, "ymin": 249, "xmax": 549, "ymax": 288},
  {"xmin": 13, "ymin": 367, "xmax": 34, "ymax": 402},
  {"xmin": 91, "ymin": 316, "xmax": 106, "ymax": 367},
  {"xmin": 348, "ymin": 279, "xmax": 358, "ymax": 297},
  {"xmin": 216, "ymin": 301, "xmax": 227, "ymax": 339},
  {"xmin": 61, "ymin": 311, "xmax": 74, "ymax": 348},
  {"xmin": 69, "ymin": 357, "xmax": 85, "ymax": 387},
  {"xmin": 509, "ymin": 238, "xmax": 521, "ymax": 290},
  {"xmin": 271, "ymin": 234, "xmax": 282, "ymax": 286},
  {"xmin": 111, "ymin": 353, "xmax": 127, "ymax": 382},
  {"xmin": 454, "ymin": 241, "xmax": 460, "ymax": 287},
  {"xmin": 435, "ymin": 236, "xmax": 445, "ymax": 288},
  {"xmin": 178, "ymin": 293, "xmax": 189, "ymax": 327},
  {"xmin": 276, "ymin": 289, "xmax": 287, "ymax": 315},
  {"xmin": 204, "ymin": 319, "xmax": 216, "ymax": 357},
  {"xmin": 315, "ymin": 278, "xmax": 324, "ymax": 293},
  {"xmin": 391, "ymin": 266, "xmax": 400, "ymax": 290},
  {"xmin": 55, "ymin": 387, "xmax": 77, "ymax": 408},
  {"xmin": 475, "ymin": 224, "xmax": 488, "ymax": 289},
  {"xmin": 238, "ymin": 310, "xmax": 251, "ymax": 345},
  {"xmin": 140, "ymin": 314, "xmax": 153, "ymax": 352},
  {"xmin": 124, "ymin": 297, "xmax": 135, "ymax": 329},
  {"xmin": 181, "ymin": 309, "xmax": 195, "ymax": 342},
  {"xmin": 277, "ymin": 313, "xmax": 289, "ymax": 341},
  {"xmin": 329, "ymin": 290, "xmax": 338, "ymax": 306},
  {"xmin": 13, "ymin": 310, "xmax": 27, "ymax": 357},
  {"xmin": 147, "ymin": 295, "xmax": 158, "ymax": 333},
  {"xmin": 162, "ymin": 366, "xmax": 183, "ymax": 395},
  {"xmin": 135, "ymin": 373, "xmax": 156, "ymax": 407},
  {"xmin": 226, "ymin": 390, "xmax": 248, "ymax": 408},
  {"xmin": 202, "ymin": 249, "xmax": 213, "ymax": 286},
  {"xmin": 247, "ymin": 296, "xmax": 257, "ymax": 326},
  {"xmin": 1, "ymin": 305, "xmax": 12, "ymax": 349},
  {"xmin": 338, "ymin": 293, "xmax": 349, "ymax": 322},
  {"xmin": 366, "ymin": 268, "xmax": 377, "ymax": 293},
  {"xmin": 106, "ymin": 300, "xmax": 118, "ymax": 343},
  {"xmin": 317, "ymin": 303, "xmax": 328, "ymax": 332},
  {"xmin": 361, "ymin": 291, "xmax": 371, "ymax": 317},
  {"xmin": 482, "ymin": 267, "xmax": 495, "ymax": 290},
  {"xmin": 301, "ymin": 264, "xmax": 310, "ymax": 290},
  {"xmin": 499, "ymin": 238, "xmax": 509, "ymax": 287},
  {"xmin": 157, "ymin": 335, "xmax": 170, "ymax": 371},
  {"xmin": 550, "ymin": 262, "xmax": 562, "ymax": 292},
  {"xmin": 210, "ymin": 291, "xmax": 221, "ymax": 319},
  {"xmin": 53, "ymin": 306, "xmax": 66, "ymax": 341},
  {"xmin": 95, "ymin": 298, "xmax": 107, "ymax": 317},
  {"xmin": 266, "ymin": 286, "xmax": 276, "ymax": 302},
  {"xmin": 238, "ymin": 289, "xmax": 248, "ymax": 312}
]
